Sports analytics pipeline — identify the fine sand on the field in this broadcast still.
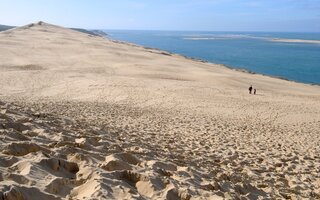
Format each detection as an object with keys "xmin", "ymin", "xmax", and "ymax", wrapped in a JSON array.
[{"xmin": 0, "ymin": 22, "xmax": 319, "ymax": 200}]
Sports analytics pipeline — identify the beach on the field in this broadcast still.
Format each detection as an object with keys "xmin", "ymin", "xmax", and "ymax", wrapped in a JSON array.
[
  {"xmin": 270, "ymin": 38, "xmax": 320, "ymax": 44},
  {"xmin": 0, "ymin": 22, "xmax": 319, "ymax": 199}
]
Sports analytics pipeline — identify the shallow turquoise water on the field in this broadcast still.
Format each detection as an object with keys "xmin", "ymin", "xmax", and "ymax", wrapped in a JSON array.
[{"xmin": 106, "ymin": 30, "xmax": 320, "ymax": 85}]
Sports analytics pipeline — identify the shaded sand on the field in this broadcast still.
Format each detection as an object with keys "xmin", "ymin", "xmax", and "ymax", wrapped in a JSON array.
[{"xmin": 0, "ymin": 22, "xmax": 320, "ymax": 199}]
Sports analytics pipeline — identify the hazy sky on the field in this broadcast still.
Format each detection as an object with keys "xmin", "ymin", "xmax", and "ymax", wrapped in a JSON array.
[{"xmin": 1, "ymin": 0, "xmax": 320, "ymax": 32}]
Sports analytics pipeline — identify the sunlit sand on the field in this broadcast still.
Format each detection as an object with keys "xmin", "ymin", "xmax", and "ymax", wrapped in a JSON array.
[{"xmin": 0, "ymin": 22, "xmax": 319, "ymax": 199}]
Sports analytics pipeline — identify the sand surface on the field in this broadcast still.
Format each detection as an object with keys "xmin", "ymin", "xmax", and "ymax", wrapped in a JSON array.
[
  {"xmin": 0, "ymin": 22, "xmax": 320, "ymax": 199},
  {"xmin": 270, "ymin": 38, "xmax": 320, "ymax": 44}
]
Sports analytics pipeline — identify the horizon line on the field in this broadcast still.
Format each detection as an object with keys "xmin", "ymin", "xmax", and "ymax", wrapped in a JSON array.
[
  {"xmin": 1, "ymin": 22, "xmax": 320, "ymax": 34},
  {"xmin": 100, "ymin": 28, "xmax": 320, "ymax": 33}
]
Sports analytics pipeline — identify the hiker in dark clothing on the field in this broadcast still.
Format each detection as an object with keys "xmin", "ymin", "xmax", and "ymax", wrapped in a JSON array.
[
  {"xmin": 249, "ymin": 85, "xmax": 253, "ymax": 94},
  {"xmin": 254, "ymin": 89, "xmax": 256, "ymax": 95}
]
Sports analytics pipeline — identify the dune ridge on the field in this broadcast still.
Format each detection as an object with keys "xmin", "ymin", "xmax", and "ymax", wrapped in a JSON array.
[{"xmin": 0, "ymin": 22, "xmax": 320, "ymax": 199}]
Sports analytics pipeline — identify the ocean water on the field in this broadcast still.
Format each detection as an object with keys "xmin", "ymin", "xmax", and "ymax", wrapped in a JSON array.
[{"xmin": 105, "ymin": 30, "xmax": 320, "ymax": 85}]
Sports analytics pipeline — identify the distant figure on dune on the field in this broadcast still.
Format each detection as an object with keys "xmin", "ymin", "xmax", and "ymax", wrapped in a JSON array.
[
  {"xmin": 249, "ymin": 85, "xmax": 253, "ymax": 94},
  {"xmin": 254, "ymin": 89, "xmax": 256, "ymax": 95}
]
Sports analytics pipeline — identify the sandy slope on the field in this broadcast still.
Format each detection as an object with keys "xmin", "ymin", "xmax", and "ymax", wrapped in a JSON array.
[{"xmin": 0, "ymin": 22, "xmax": 319, "ymax": 199}]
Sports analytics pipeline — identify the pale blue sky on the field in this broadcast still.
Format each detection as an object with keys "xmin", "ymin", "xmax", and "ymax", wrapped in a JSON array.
[{"xmin": 1, "ymin": 0, "xmax": 319, "ymax": 32}]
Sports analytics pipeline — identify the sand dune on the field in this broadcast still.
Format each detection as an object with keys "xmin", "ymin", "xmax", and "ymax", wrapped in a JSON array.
[
  {"xmin": 184, "ymin": 35, "xmax": 320, "ymax": 45},
  {"xmin": 0, "ymin": 22, "xmax": 320, "ymax": 199},
  {"xmin": 270, "ymin": 38, "xmax": 320, "ymax": 44}
]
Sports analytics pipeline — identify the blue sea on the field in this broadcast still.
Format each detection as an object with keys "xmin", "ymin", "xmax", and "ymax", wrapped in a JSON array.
[{"xmin": 105, "ymin": 30, "xmax": 320, "ymax": 85}]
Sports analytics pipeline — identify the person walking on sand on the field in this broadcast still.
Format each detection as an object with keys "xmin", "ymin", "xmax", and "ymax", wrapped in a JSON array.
[
  {"xmin": 254, "ymin": 88, "xmax": 256, "ymax": 95},
  {"xmin": 249, "ymin": 85, "xmax": 253, "ymax": 94}
]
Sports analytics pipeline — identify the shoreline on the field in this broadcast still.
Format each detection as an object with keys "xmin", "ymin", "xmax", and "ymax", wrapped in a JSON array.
[
  {"xmin": 107, "ymin": 36, "xmax": 320, "ymax": 87},
  {"xmin": 1, "ymin": 25, "xmax": 318, "ymax": 86}
]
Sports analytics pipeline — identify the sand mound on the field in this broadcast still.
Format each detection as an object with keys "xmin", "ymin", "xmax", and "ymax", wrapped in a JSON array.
[
  {"xmin": 0, "ymin": 184, "xmax": 59, "ymax": 200},
  {"xmin": 3, "ymin": 142, "xmax": 41, "ymax": 156},
  {"xmin": 100, "ymin": 153, "xmax": 138, "ymax": 171}
]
